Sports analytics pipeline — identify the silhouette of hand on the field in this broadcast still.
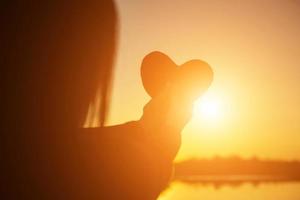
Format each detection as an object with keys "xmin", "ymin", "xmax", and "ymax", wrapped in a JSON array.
[
  {"xmin": 140, "ymin": 85, "xmax": 192, "ymax": 158},
  {"xmin": 139, "ymin": 51, "xmax": 213, "ymax": 160}
]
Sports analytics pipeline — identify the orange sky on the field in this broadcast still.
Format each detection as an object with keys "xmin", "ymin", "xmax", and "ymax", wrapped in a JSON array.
[{"xmin": 107, "ymin": 0, "xmax": 300, "ymax": 161}]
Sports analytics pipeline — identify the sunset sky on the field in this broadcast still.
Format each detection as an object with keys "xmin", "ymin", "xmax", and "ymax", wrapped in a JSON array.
[{"xmin": 107, "ymin": 0, "xmax": 300, "ymax": 161}]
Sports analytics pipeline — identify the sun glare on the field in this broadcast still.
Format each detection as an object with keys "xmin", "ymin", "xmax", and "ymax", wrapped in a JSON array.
[{"xmin": 193, "ymin": 93, "xmax": 222, "ymax": 121}]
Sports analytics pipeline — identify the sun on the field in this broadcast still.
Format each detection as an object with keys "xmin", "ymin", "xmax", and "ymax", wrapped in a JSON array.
[{"xmin": 193, "ymin": 93, "xmax": 222, "ymax": 121}]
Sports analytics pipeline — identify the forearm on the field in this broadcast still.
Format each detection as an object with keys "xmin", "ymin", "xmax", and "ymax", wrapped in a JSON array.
[{"xmin": 77, "ymin": 121, "xmax": 179, "ymax": 199}]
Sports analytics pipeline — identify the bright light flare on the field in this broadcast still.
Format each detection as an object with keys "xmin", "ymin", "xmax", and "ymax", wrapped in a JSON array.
[{"xmin": 193, "ymin": 94, "xmax": 222, "ymax": 121}]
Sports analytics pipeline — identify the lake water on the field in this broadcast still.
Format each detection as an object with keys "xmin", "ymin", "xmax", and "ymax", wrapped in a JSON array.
[{"xmin": 158, "ymin": 181, "xmax": 300, "ymax": 200}]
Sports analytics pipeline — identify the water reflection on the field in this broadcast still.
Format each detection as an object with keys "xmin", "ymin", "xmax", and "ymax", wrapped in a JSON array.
[
  {"xmin": 158, "ymin": 180, "xmax": 300, "ymax": 200},
  {"xmin": 159, "ymin": 181, "xmax": 300, "ymax": 200}
]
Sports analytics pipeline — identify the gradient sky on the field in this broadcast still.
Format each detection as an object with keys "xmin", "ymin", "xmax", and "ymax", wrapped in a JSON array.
[{"xmin": 107, "ymin": 0, "xmax": 300, "ymax": 161}]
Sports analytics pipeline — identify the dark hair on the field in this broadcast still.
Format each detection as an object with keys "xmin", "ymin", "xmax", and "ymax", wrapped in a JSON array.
[
  {"xmin": 0, "ymin": 0, "xmax": 117, "ymax": 196},
  {"xmin": 1, "ymin": 0, "xmax": 117, "ymax": 128}
]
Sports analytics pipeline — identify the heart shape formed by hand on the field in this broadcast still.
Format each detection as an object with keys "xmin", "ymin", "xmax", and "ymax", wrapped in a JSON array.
[{"xmin": 141, "ymin": 51, "xmax": 213, "ymax": 101}]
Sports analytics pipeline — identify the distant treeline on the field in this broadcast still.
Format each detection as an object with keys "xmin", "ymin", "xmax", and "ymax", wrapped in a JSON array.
[{"xmin": 174, "ymin": 156, "xmax": 300, "ymax": 177}]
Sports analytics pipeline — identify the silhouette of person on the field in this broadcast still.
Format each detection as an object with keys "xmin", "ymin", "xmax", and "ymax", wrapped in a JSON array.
[{"xmin": 0, "ymin": 0, "xmax": 211, "ymax": 199}]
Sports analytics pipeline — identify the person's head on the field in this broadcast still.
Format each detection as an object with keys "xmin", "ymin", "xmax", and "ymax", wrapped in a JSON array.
[{"xmin": 1, "ymin": 0, "xmax": 117, "ymax": 129}]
